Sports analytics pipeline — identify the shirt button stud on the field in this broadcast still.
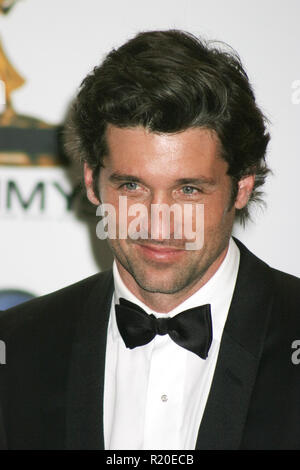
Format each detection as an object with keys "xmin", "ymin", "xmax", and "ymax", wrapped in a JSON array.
[{"xmin": 161, "ymin": 394, "xmax": 168, "ymax": 402}]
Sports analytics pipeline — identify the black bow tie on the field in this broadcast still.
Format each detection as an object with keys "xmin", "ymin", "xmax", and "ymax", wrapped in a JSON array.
[{"xmin": 115, "ymin": 298, "xmax": 213, "ymax": 359}]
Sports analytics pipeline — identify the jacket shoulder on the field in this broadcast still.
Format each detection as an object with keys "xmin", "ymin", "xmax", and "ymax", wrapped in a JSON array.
[
  {"xmin": 270, "ymin": 267, "xmax": 300, "ymax": 315},
  {"xmin": 272, "ymin": 267, "xmax": 300, "ymax": 290},
  {"xmin": 234, "ymin": 237, "xmax": 300, "ymax": 321},
  {"xmin": 235, "ymin": 237, "xmax": 300, "ymax": 290},
  {"xmin": 0, "ymin": 270, "xmax": 113, "ymax": 338}
]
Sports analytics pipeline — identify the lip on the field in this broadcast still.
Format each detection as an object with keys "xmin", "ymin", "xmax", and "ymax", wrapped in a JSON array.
[{"xmin": 136, "ymin": 242, "xmax": 185, "ymax": 262}]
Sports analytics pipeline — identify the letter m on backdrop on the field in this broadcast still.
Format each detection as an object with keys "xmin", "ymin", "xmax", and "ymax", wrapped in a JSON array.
[{"xmin": 7, "ymin": 181, "xmax": 45, "ymax": 210}]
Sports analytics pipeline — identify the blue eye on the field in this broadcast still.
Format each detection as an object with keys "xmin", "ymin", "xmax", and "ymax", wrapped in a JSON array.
[
  {"xmin": 123, "ymin": 182, "xmax": 139, "ymax": 191},
  {"xmin": 182, "ymin": 186, "xmax": 198, "ymax": 195}
]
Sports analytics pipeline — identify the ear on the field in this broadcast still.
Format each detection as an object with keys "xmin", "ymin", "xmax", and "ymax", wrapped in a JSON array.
[
  {"xmin": 234, "ymin": 174, "xmax": 255, "ymax": 210},
  {"xmin": 83, "ymin": 162, "xmax": 100, "ymax": 205}
]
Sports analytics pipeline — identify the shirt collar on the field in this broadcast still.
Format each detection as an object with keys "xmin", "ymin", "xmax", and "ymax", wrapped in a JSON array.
[{"xmin": 111, "ymin": 237, "xmax": 240, "ymax": 343}]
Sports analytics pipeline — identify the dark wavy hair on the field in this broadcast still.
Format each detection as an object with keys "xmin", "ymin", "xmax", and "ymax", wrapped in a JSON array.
[{"xmin": 65, "ymin": 29, "xmax": 271, "ymax": 224}]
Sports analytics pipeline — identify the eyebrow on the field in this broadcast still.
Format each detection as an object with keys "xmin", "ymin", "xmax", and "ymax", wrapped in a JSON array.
[
  {"xmin": 109, "ymin": 173, "xmax": 144, "ymax": 184},
  {"xmin": 109, "ymin": 172, "xmax": 216, "ymax": 186},
  {"xmin": 173, "ymin": 177, "xmax": 216, "ymax": 186}
]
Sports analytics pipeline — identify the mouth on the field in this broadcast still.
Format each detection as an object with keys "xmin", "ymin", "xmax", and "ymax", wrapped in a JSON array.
[{"xmin": 135, "ymin": 242, "xmax": 186, "ymax": 262}]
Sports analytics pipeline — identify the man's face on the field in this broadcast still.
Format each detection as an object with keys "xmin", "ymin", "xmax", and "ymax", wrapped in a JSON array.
[{"xmin": 85, "ymin": 125, "xmax": 253, "ymax": 300}]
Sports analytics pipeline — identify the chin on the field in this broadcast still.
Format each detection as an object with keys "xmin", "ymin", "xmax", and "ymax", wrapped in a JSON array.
[{"xmin": 129, "ymin": 266, "xmax": 197, "ymax": 295}]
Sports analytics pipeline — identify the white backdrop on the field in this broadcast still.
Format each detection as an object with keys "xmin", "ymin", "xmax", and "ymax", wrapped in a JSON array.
[{"xmin": 0, "ymin": 0, "xmax": 299, "ymax": 299}]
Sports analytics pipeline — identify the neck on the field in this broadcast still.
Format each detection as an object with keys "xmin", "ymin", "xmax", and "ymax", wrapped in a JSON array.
[{"xmin": 115, "ymin": 246, "xmax": 229, "ymax": 313}]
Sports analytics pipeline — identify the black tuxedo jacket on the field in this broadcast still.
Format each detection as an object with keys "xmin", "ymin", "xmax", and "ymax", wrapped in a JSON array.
[{"xmin": 0, "ymin": 239, "xmax": 300, "ymax": 450}]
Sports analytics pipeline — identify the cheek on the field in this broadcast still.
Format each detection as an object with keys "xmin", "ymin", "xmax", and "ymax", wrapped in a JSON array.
[
  {"xmin": 203, "ymin": 192, "xmax": 232, "ymax": 229},
  {"xmin": 108, "ymin": 198, "xmax": 151, "ymax": 241}
]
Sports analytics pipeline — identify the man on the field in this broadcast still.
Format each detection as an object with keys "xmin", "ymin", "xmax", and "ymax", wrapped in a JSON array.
[{"xmin": 0, "ymin": 29, "xmax": 299, "ymax": 450}]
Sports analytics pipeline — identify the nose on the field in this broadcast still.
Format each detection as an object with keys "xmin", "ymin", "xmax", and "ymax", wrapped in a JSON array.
[{"xmin": 148, "ymin": 192, "xmax": 182, "ymax": 242}]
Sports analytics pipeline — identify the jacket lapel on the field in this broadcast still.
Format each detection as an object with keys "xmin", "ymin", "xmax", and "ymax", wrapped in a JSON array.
[
  {"xmin": 64, "ymin": 240, "xmax": 276, "ymax": 450},
  {"xmin": 65, "ymin": 270, "xmax": 114, "ymax": 449},
  {"xmin": 196, "ymin": 240, "xmax": 275, "ymax": 449}
]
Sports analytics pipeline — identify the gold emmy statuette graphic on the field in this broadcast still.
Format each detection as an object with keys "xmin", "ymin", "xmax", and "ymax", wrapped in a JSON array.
[
  {"xmin": 0, "ymin": 0, "xmax": 66, "ymax": 166},
  {"xmin": 0, "ymin": 39, "xmax": 25, "ymax": 125}
]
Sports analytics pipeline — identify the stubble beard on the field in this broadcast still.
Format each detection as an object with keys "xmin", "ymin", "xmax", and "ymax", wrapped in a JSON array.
[{"xmin": 107, "ymin": 233, "xmax": 230, "ymax": 296}]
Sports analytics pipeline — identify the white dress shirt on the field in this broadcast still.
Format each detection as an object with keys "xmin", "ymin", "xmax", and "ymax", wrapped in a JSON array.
[{"xmin": 104, "ymin": 238, "xmax": 240, "ymax": 450}]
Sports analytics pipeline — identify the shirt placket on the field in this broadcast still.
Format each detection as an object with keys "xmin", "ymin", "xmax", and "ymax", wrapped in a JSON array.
[{"xmin": 143, "ymin": 334, "xmax": 186, "ymax": 449}]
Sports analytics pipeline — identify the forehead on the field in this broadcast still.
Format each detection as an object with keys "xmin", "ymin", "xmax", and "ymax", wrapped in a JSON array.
[{"xmin": 104, "ymin": 125, "xmax": 227, "ymax": 179}]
